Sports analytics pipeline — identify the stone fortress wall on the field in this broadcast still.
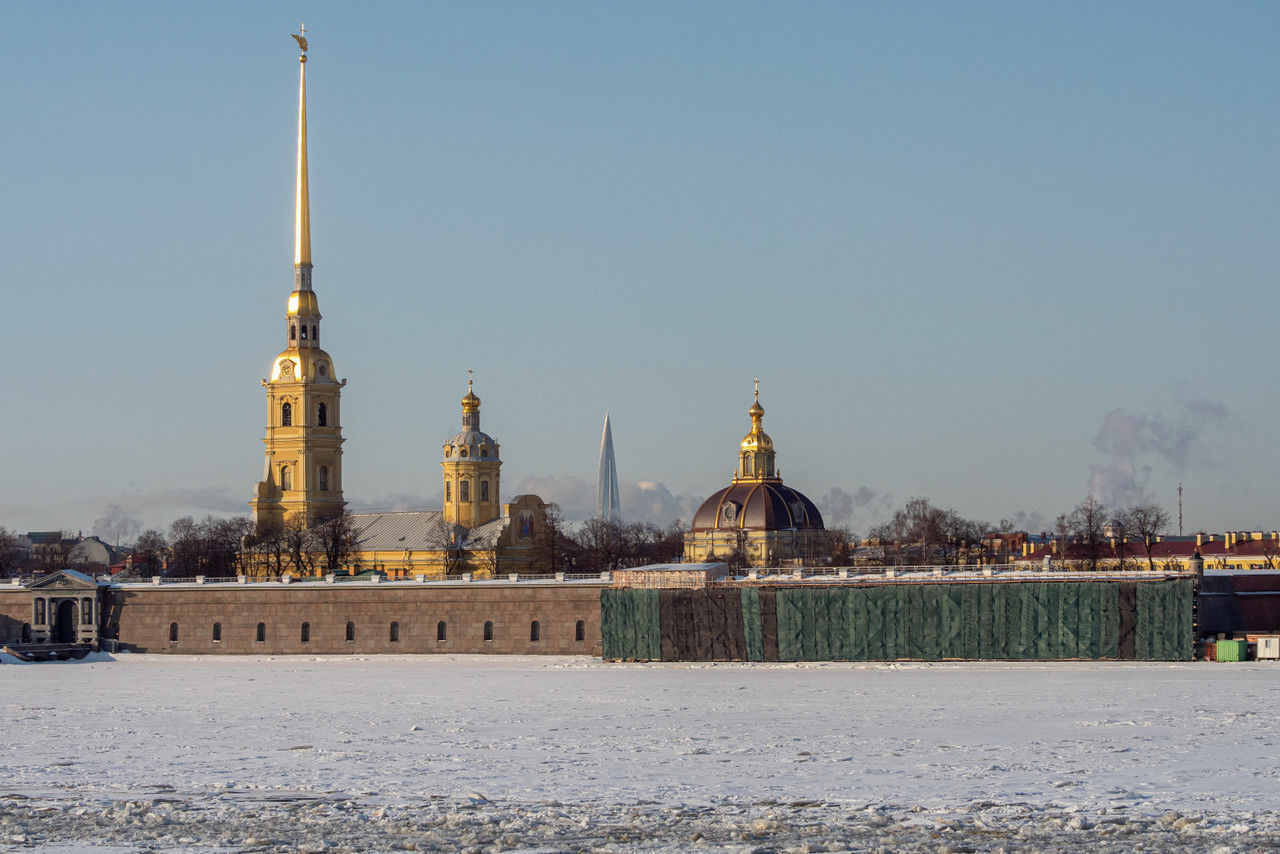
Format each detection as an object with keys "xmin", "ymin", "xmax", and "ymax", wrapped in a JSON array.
[{"xmin": 0, "ymin": 579, "xmax": 604, "ymax": 656}]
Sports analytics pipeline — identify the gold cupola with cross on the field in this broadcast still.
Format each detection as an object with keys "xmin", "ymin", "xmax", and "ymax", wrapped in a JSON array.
[
  {"xmin": 441, "ymin": 371, "xmax": 502, "ymax": 529},
  {"xmin": 735, "ymin": 378, "xmax": 777, "ymax": 482},
  {"xmin": 251, "ymin": 25, "xmax": 347, "ymax": 531}
]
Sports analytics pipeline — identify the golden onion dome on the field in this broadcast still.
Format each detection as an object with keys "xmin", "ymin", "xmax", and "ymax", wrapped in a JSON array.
[
  {"xmin": 461, "ymin": 385, "xmax": 481, "ymax": 410},
  {"xmin": 286, "ymin": 289, "xmax": 319, "ymax": 317}
]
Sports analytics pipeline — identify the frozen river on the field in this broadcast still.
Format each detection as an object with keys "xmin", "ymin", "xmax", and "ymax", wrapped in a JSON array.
[{"xmin": 2, "ymin": 654, "xmax": 1277, "ymax": 852}]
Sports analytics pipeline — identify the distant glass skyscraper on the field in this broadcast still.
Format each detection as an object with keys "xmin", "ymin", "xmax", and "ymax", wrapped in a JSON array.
[{"xmin": 597, "ymin": 412, "xmax": 621, "ymax": 521}]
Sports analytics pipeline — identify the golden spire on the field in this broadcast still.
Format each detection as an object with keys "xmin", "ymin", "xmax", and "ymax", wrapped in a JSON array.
[{"xmin": 293, "ymin": 23, "xmax": 311, "ymax": 274}]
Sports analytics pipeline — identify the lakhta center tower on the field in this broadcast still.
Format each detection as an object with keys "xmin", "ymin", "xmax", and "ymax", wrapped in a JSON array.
[{"xmin": 251, "ymin": 27, "xmax": 346, "ymax": 529}]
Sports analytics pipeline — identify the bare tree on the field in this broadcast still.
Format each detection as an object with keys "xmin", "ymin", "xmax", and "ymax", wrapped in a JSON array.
[
  {"xmin": 313, "ymin": 509, "xmax": 357, "ymax": 575},
  {"xmin": 0, "ymin": 527, "xmax": 24, "ymax": 579},
  {"xmin": 530, "ymin": 503, "xmax": 569, "ymax": 574},
  {"xmin": 283, "ymin": 515, "xmax": 318, "ymax": 577},
  {"xmin": 1108, "ymin": 513, "xmax": 1131, "ymax": 571},
  {"xmin": 132, "ymin": 529, "xmax": 169, "ymax": 577},
  {"xmin": 1066, "ymin": 497, "xmax": 1109, "ymax": 572},
  {"xmin": 827, "ymin": 526, "xmax": 855, "ymax": 565},
  {"xmin": 1121, "ymin": 503, "xmax": 1171, "ymax": 572},
  {"xmin": 31, "ymin": 537, "xmax": 73, "ymax": 575}
]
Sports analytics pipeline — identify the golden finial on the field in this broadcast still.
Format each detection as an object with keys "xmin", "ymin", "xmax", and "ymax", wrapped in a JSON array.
[
  {"xmin": 293, "ymin": 24, "xmax": 311, "ymax": 271},
  {"xmin": 462, "ymin": 367, "xmax": 480, "ymax": 410},
  {"xmin": 753, "ymin": 377, "xmax": 759, "ymax": 401}
]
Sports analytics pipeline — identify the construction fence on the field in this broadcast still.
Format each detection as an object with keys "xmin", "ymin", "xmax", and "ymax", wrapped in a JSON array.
[{"xmin": 600, "ymin": 578, "xmax": 1193, "ymax": 662}]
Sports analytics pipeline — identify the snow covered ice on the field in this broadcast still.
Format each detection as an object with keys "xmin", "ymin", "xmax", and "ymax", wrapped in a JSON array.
[{"xmin": 3, "ymin": 654, "xmax": 1279, "ymax": 852}]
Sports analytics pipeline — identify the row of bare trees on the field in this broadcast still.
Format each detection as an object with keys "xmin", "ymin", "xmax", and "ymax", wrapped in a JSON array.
[{"xmin": 1054, "ymin": 497, "xmax": 1171, "ymax": 572}]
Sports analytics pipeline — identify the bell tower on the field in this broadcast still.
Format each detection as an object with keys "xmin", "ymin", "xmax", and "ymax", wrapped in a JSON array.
[
  {"xmin": 251, "ymin": 26, "xmax": 346, "ymax": 530},
  {"xmin": 442, "ymin": 372, "xmax": 502, "ymax": 529}
]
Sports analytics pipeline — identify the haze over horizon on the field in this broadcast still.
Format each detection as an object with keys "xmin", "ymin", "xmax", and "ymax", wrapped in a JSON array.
[{"xmin": 3, "ymin": 3, "xmax": 1277, "ymax": 541}]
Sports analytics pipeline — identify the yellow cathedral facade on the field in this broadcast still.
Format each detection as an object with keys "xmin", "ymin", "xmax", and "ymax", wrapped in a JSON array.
[{"xmin": 247, "ymin": 31, "xmax": 549, "ymax": 579}]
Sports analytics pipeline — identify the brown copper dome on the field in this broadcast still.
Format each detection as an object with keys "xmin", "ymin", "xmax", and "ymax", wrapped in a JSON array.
[{"xmin": 690, "ymin": 481, "xmax": 824, "ymax": 532}]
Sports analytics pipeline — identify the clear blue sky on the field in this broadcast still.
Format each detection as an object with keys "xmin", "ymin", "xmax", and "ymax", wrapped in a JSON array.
[{"xmin": 2, "ymin": 2, "xmax": 1278, "ymax": 540}]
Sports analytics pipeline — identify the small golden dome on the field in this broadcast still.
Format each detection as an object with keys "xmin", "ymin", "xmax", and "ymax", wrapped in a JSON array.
[
  {"xmin": 461, "ymin": 381, "xmax": 480, "ymax": 410},
  {"xmin": 286, "ymin": 289, "xmax": 319, "ymax": 316}
]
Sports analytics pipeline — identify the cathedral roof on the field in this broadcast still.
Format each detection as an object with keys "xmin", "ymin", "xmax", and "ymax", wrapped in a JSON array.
[
  {"xmin": 690, "ymin": 481, "xmax": 825, "ymax": 532},
  {"xmin": 348, "ymin": 511, "xmax": 506, "ymax": 551}
]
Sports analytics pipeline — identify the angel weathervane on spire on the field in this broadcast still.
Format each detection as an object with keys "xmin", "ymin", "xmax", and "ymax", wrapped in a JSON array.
[{"xmin": 292, "ymin": 23, "xmax": 308, "ymax": 54}]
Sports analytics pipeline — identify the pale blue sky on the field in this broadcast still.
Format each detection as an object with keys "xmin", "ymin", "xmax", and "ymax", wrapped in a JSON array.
[{"xmin": 2, "ymin": 3, "xmax": 1278, "ymax": 539}]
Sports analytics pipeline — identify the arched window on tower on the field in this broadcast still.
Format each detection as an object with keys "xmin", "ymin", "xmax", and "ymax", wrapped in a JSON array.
[
  {"xmin": 445, "ymin": 482, "xmax": 451, "ymax": 502},
  {"xmin": 460, "ymin": 481, "xmax": 470, "ymax": 502},
  {"xmin": 319, "ymin": 466, "xmax": 329, "ymax": 491},
  {"xmin": 311, "ymin": 325, "xmax": 317, "ymax": 341},
  {"xmin": 300, "ymin": 325, "xmax": 308, "ymax": 340},
  {"xmin": 480, "ymin": 480, "xmax": 489, "ymax": 502},
  {"xmin": 280, "ymin": 465, "xmax": 291, "ymax": 491},
  {"xmin": 281, "ymin": 402, "xmax": 292, "ymax": 426},
  {"xmin": 480, "ymin": 446, "xmax": 488, "ymax": 458},
  {"xmin": 318, "ymin": 402, "xmax": 327, "ymax": 426},
  {"xmin": 290, "ymin": 325, "xmax": 297, "ymax": 341}
]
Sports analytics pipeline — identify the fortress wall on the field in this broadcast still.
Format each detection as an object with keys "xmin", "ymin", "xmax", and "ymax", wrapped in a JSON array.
[{"xmin": 104, "ymin": 583, "xmax": 603, "ymax": 656}]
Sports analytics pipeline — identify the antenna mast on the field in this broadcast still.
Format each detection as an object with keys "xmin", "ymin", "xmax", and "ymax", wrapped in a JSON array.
[{"xmin": 1178, "ymin": 482, "xmax": 1183, "ymax": 536}]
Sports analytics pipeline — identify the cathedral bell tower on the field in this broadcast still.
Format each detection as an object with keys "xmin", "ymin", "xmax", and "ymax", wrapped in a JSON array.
[
  {"xmin": 441, "ymin": 373, "xmax": 501, "ymax": 529},
  {"xmin": 251, "ymin": 26, "xmax": 346, "ymax": 530}
]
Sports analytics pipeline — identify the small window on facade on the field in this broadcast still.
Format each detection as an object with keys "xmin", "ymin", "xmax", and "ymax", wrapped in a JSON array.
[
  {"xmin": 290, "ymin": 325, "xmax": 297, "ymax": 341},
  {"xmin": 390, "ymin": 621, "xmax": 400, "ymax": 642},
  {"xmin": 281, "ymin": 402, "xmax": 292, "ymax": 426},
  {"xmin": 318, "ymin": 402, "xmax": 327, "ymax": 426},
  {"xmin": 82, "ymin": 598, "xmax": 93, "ymax": 624},
  {"xmin": 460, "ymin": 481, "xmax": 470, "ymax": 502},
  {"xmin": 460, "ymin": 448, "xmax": 469, "ymax": 458},
  {"xmin": 483, "ymin": 621, "xmax": 494, "ymax": 641},
  {"xmin": 575, "ymin": 620, "xmax": 585, "ymax": 642},
  {"xmin": 300, "ymin": 325, "xmax": 308, "ymax": 340},
  {"xmin": 213, "ymin": 622, "xmax": 222, "ymax": 642},
  {"xmin": 436, "ymin": 621, "xmax": 447, "ymax": 642},
  {"xmin": 256, "ymin": 622, "xmax": 266, "ymax": 643},
  {"xmin": 169, "ymin": 622, "xmax": 179, "ymax": 643},
  {"xmin": 480, "ymin": 446, "xmax": 488, "ymax": 458},
  {"xmin": 345, "ymin": 621, "xmax": 355, "ymax": 642},
  {"xmin": 480, "ymin": 480, "xmax": 489, "ymax": 501},
  {"xmin": 530, "ymin": 621, "xmax": 540, "ymax": 642},
  {"xmin": 301, "ymin": 622, "xmax": 310, "ymax": 643},
  {"xmin": 445, "ymin": 482, "xmax": 451, "ymax": 502},
  {"xmin": 280, "ymin": 465, "xmax": 291, "ymax": 491},
  {"xmin": 319, "ymin": 465, "xmax": 329, "ymax": 492}
]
